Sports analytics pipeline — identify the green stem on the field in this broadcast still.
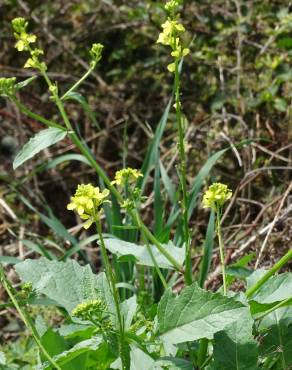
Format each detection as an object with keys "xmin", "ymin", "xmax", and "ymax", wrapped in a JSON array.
[
  {"xmin": 0, "ymin": 266, "xmax": 62, "ymax": 370},
  {"xmin": 174, "ymin": 58, "xmax": 192, "ymax": 285},
  {"xmin": 136, "ymin": 211, "xmax": 168, "ymax": 289},
  {"xmin": 11, "ymin": 97, "xmax": 64, "ymax": 130},
  {"xmin": 61, "ymin": 66, "xmax": 94, "ymax": 100},
  {"xmin": 14, "ymin": 69, "xmax": 183, "ymax": 272},
  {"xmin": 246, "ymin": 249, "xmax": 292, "ymax": 298},
  {"xmin": 95, "ymin": 220, "xmax": 126, "ymax": 370},
  {"xmin": 216, "ymin": 211, "xmax": 227, "ymax": 295},
  {"xmin": 256, "ymin": 297, "xmax": 292, "ymax": 321},
  {"xmin": 197, "ymin": 338, "xmax": 209, "ymax": 368}
]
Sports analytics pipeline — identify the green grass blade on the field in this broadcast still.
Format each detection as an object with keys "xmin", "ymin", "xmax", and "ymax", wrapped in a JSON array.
[
  {"xmin": 198, "ymin": 211, "xmax": 215, "ymax": 287},
  {"xmin": 137, "ymin": 98, "xmax": 172, "ymax": 193}
]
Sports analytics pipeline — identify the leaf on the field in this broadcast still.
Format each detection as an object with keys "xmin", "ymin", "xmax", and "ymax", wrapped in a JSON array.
[
  {"xmin": 15, "ymin": 258, "xmax": 110, "ymax": 314},
  {"xmin": 198, "ymin": 211, "xmax": 215, "ymax": 287},
  {"xmin": 63, "ymin": 92, "xmax": 100, "ymax": 129},
  {"xmin": 137, "ymin": 98, "xmax": 172, "ymax": 193},
  {"xmin": 0, "ymin": 351, "xmax": 6, "ymax": 365},
  {"xmin": 155, "ymin": 357, "xmax": 193, "ymax": 370},
  {"xmin": 15, "ymin": 75, "xmax": 37, "ymax": 90},
  {"xmin": 0, "ymin": 256, "xmax": 21, "ymax": 265},
  {"xmin": 103, "ymin": 238, "xmax": 185, "ymax": 269},
  {"xmin": 154, "ymin": 161, "xmax": 163, "ymax": 236},
  {"xmin": 213, "ymin": 312, "xmax": 259, "ymax": 370},
  {"xmin": 158, "ymin": 283, "xmax": 248, "ymax": 344},
  {"xmin": 121, "ymin": 296, "xmax": 137, "ymax": 330},
  {"xmin": 129, "ymin": 346, "xmax": 155, "ymax": 370},
  {"xmin": 13, "ymin": 127, "xmax": 67, "ymax": 169},
  {"xmin": 38, "ymin": 336, "xmax": 103, "ymax": 370},
  {"xmin": 159, "ymin": 160, "xmax": 176, "ymax": 205},
  {"xmin": 248, "ymin": 272, "xmax": 292, "ymax": 304},
  {"xmin": 187, "ymin": 148, "xmax": 228, "ymax": 220},
  {"xmin": 259, "ymin": 307, "xmax": 292, "ymax": 369}
]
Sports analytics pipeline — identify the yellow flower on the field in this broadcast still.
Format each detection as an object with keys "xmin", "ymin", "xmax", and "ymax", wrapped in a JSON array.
[
  {"xmin": 89, "ymin": 43, "xmax": 104, "ymax": 67},
  {"xmin": 157, "ymin": 20, "xmax": 185, "ymax": 47},
  {"xmin": 67, "ymin": 184, "xmax": 109, "ymax": 229},
  {"xmin": 111, "ymin": 168, "xmax": 142, "ymax": 187},
  {"xmin": 202, "ymin": 183, "xmax": 232, "ymax": 211}
]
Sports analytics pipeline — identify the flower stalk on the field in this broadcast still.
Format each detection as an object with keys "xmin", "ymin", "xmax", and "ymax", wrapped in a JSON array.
[{"xmin": 0, "ymin": 265, "xmax": 62, "ymax": 370}]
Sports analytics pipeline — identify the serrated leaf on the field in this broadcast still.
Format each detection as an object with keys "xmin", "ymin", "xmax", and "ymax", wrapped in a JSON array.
[
  {"xmin": 158, "ymin": 283, "xmax": 248, "ymax": 344},
  {"xmin": 259, "ymin": 307, "xmax": 292, "ymax": 369},
  {"xmin": 14, "ymin": 258, "xmax": 112, "ymax": 315},
  {"xmin": 103, "ymin": 238, "xmax": 184, "ymax": 269},
  {"xmin": 13, "ymin": 127, "xmax": 67, "ymax": 169},
  {"xmin": 213, "ymin": 312, "xmax": 259, "ymax": 370},
  {"xmin": 38, "ymin": 336, "xmax": 102, "ymax": 370}
]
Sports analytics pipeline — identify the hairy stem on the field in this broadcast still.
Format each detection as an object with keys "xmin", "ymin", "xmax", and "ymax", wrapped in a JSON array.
[
  {"xmin": 216, "ymin": 211, "xmax": 227, "ymax": 295},
  {"xmin": 95, "ymin": 220, "xmax": 127, "ymax": 370},
  {"xmin": 174, "ymin": 58, "xmax": 192, "ymax": 285},
  {"xmin": 0, "ymin": 266, "xmax": 62, "ymax": 370}
]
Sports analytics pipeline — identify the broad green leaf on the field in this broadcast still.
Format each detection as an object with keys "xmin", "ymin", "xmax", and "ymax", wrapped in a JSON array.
[
  {"xmin": 40, "ymin": 328, "xmax": 68, "ymax": 362},
  {"xmin": 259, "ymin": 307, "xmax": 292, "ymax": 369},
  {"xmin": 13, "ymin": 127, "xmax": 67, "ymax": 169},
  {"xmin": 15, "ymin": 258, "xmax": 111, "ymax": 314},
  {"xmin": 213, "ymin": 313, "xmax": 259, "ymax": 370},
  {"xmin": 129, "ymin": 346, "xmax": 155, "ymax": 370},
  {"xmin": 58, "ymin": 323, "xmax": 94, "ymax": 339},
  {"xmin": 38, "ymin": 336, "xmax": 102, "ymax": 370},
  {"xmin": 103, "ymin": 238, "xmax": 185, "ymax": 269},
  {"xmin": 0, "ymin": 256, "xmax": 20, "ymax": 265},
  {"xmin": 158, "ymin": 283, "xmax": 248, "ymax": 344},
  {"xmin": 248, "ymin": 272, "xmax": 292, "ymax": 304}
]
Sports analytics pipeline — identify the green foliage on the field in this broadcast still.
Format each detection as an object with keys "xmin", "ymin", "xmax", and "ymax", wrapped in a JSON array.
[
  {"xmin": 0, "ymin": 2, "xmax": 291, "ymax": 369},
  {"xmin": 13, "ymin": 127, "xmax": 67, "ymax": 169}
]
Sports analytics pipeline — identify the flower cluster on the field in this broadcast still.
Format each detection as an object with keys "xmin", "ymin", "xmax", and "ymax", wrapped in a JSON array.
[
  {"xmin": 111, "ymin": 168, "xmax": 142, "ymax": 187},
  {"xmin": 72, "ymin": 299, "xmax": 112, "ymax": 330},
  {"xmin": 67, "ymin": 184, "xmax": 110, "ymax": 229},
  {"xmin": 11, "ymin": 17, "xmax": 46, "ymax": 71},
  {"xmin": 202, "ymin": 183, "xmax": 232, "ymax": 211},
  {"xmin": 157, "ymin": 0, "xmax": 189, "ymax": 72},
  {"xmin": 0, "ymin": 77, "xmax": 16, "ymax": 97},
  {"xmin": 12, "ymin": 17, "xmax": 36, "ymax": 51},
  {"xmin": 89, "ymin": 43, "xmax": 104, "ymax": 67}
]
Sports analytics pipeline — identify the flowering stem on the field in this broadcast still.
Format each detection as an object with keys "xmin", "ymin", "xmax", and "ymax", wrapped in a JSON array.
[
  {"xmin": 61, "ymin": 65, "xmax": 95, "ymax": 100},
  {"xmin": 95, "ymin": 220, "xmax": 127, "ymax": 370},
  {"xmin": 216, "ymin": 209, "xmax": 227, "ymax": 295},
  {"xmin": 0, "ymin": 265, "xmax": 62, "ymax": 370},
  {"xmin": 174, "ymin": 58, "xmax": 192, "ymax": 285},
  {"xmin": 14, "ymin": 69, "xmax": 183, "ymax": 273}
]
